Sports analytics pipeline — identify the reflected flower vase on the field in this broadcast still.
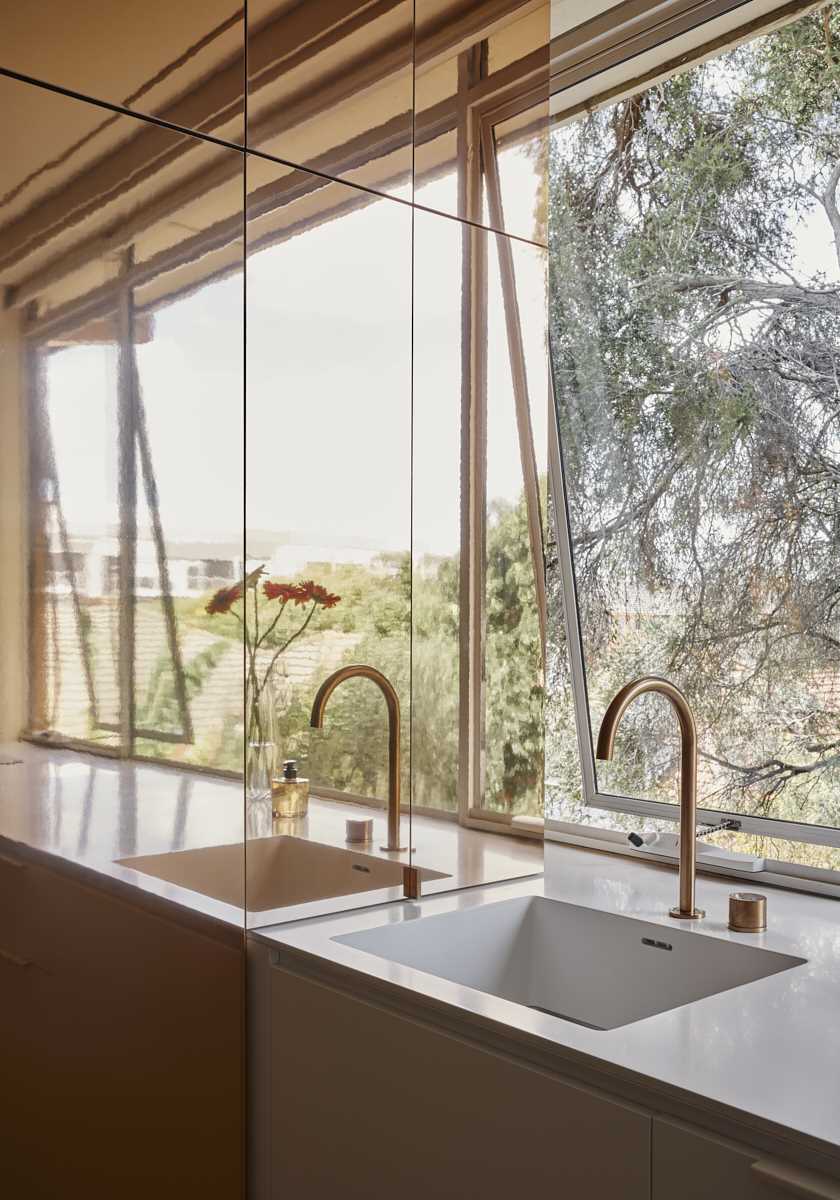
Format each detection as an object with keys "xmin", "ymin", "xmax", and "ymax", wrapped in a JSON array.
[
  {"xmin": 246, "ymin": 682, "xmax": 277, "ymax": 805},
  {"xmin": 203, "ymin": 568, "xmax": 342, "ymax": 810}
]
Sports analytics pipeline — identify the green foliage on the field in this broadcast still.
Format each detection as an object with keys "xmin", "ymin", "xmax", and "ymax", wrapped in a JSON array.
[
  {"xmin": 135, "ymin": 638, "xmax": 230, "ymax": 759},
  {"xmin": 485, "ymin": 496, "xmax": 544, "ymax": 814},
  {"xmin": 168, "ymin": 505, "xmax": 542, "ymax": 816},
  {"xmin": 269, "ymin": 512, "xmax": 543, "ymax": 817}
]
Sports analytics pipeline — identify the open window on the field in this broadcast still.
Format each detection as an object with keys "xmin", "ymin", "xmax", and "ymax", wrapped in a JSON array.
[{"xmin": 546, "ymin": 0, "xmax": 840, "ymax": 887}]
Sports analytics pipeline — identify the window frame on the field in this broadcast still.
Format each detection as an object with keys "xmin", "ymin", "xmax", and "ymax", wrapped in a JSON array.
[{"xmin": 454, "ymin": 57, "xmax": 549, "ymax": 837}]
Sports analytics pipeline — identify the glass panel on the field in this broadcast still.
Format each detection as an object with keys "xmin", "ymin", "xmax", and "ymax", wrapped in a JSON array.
[
  {"xmin": 493, "ymin": 111, "xmax": 548, "ymax": 248},
  {"xmin": 247, "ymin": 1, "xmax": 413, "ymax": 200},
  {"xmin": 0, "ymin": 2, "xmax": 245, "ymax": 143},
  {"xmin": 412, "ymin": 209, "xmax": 462, "ymax": 815},
  {"xmin": 544, "ymin": 528, "xmax": 586, "ymax": 824},
  {"xmin": 131, "ymin": 273, "xmax": 244, "ymax": 769},
  {"xmin": 413, "ymin": 204, "xmax": 545, "ymax": 875},
  {"xmin": 414, "ymin": 0, "xmax": 549, "ymax": 240},
  {"xmin": 548, "ymin": 9, "xmax": 840, "ymax": 839},
  {"xmin": 0, "ymin": 74, "xmax": 233, "ymax": 318},
  {"xmin": 245, "ymin": 155, "xmax": 414, "ymax": 923},
  {"xmin": 3, "ymin": 75, "xmax": 246, "ymax": 925},
  {"xmin": 485, "ymin": 236, "xmax": 548, "ymax": 818},
  {"xmin": 29, "ymin": 328, "xmax": 121, "ymax": 746}
]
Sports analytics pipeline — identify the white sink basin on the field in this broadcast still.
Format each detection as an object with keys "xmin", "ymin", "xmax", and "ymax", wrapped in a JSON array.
[
  {"xmin": 119, "ymin": 836, "xmax": 447, "ymax": 912},
  {"xmin": 336, "ymin": 895, "xmax": 805, "ymax": 1029}
]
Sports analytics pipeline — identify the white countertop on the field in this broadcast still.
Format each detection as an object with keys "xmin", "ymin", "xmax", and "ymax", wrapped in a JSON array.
[
  {"xmin": 0, "ymin": 742, "xmax": 541, "ymax": 930},
  {"xmin": 255, "ymin": 843, "xmax": 840, "ymax": 1164}
]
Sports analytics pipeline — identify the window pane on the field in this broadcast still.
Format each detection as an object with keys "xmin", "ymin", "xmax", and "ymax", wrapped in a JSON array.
[
  {"xmin": 413, "ymin": 204, "xmax": 547, "ymax": 819},
  {"xmin": 29, "ymin": 331, "xmax": 121, "ymax": 746},
  {"xmin": 485, "ymin": 236, "xmax": 547, "ymax": 818},
  {"xmin": 549, "ymin": 9, "xmax": 840, "ymax": 833},
  {"xmin": 246, "ymin": 159, "xmax": 412, "ymax": 807},
  {"xmin": 412, "ymin": 208, "xmax": 462, "ymax": 813},
  {"xmin": 132, "ymin": 273, "xmax": 244, "ymax": 769}
]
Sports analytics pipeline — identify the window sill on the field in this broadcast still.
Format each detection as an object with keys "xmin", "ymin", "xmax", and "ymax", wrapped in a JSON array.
[{"xmin": 546, "ymin": 819, "xmax": 840, "ymax": 901}]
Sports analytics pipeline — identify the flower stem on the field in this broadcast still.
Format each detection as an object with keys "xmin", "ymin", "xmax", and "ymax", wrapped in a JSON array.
[{"xmin": 260, "ymin": 601, "xmax": 319, "ymax": 692}]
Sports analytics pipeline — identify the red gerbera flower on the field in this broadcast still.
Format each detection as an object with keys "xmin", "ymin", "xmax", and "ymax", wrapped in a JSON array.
[
  {"xmin": 311, "ymin": 584, "xmax": 341, "ymax": 608},
  {"xmin": 263, "ymin": 580, "xmax": 301, "ymax": 603},
  {"xmin": 206, "ymin": 584, "xmax": 242, "ymax": 615},
  {"xmin": 295, "ymin": 580, "xmax": 316, "ymax": 605}
]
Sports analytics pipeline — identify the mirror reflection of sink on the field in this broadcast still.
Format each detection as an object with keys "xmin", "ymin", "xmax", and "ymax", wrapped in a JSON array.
[
  {"xmin": 336, "ymin": 895, "xmax": 806, "ymax": 1030},
  {"xmin": 118, "ymin": 837, "xmax": 448, "ymax": 911}
]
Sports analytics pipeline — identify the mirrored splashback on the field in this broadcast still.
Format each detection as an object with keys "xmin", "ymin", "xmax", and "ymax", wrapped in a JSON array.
[
  {"xmin": 0, "ymin": 1, "xmax": 246, "ymax": 141},
  {"xmin": 0, "ymin": 2, "xmax": 551, "ymax": 927}
]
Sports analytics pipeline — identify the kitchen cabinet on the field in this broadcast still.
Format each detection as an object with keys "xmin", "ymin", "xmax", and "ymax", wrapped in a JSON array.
[
  {"xmin": 254, "ymin": 947, "xmax": 840, "ymax": 1200},
  {"xmin": 0, "ymin": 841, "xmax": 244, "ymax": 1199}
]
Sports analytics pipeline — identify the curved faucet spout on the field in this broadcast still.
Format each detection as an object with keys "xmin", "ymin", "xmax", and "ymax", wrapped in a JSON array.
[
  {"xmin": 310, "ymin": 665, "xmax": 406, "ymax": 852},
  {"xmin": 596, "ymin": 675, "xmax": 704, "ymax": 920}
]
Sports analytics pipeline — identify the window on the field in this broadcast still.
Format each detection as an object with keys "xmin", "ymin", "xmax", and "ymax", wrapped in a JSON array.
[{"xmin": 547, "ymin": 3, "xmax": 840, "ymax": 874}]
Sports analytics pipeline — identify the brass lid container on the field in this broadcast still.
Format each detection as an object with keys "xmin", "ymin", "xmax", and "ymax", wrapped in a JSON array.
[{"xmin": 729, "ymin": 892, "xmax": 767, "ymax": 933}]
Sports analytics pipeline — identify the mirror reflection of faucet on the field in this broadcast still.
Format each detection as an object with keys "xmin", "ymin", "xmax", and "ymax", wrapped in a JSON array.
[{"xmin": 310, "ymin": 664, "xmax": 409, "ymax": 853}]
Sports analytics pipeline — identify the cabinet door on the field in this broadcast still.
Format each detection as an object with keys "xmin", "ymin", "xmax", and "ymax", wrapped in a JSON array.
[
  {"xmin": 0, "ymin": 840, "xmax": 45, "ymax": 1180},
  {"xmin": 267, "ymin": 965, "xmax": 651, "ymax": 1200},
  {"xmin": 0, "ymin": 940, "xmax": 48, "ymax": 1186},
  {"xmin": 4, "ymin": 861, "xmax": 245, "ymax": 1200},
  {"xmin": 654, "ymin": 1117, "xmax": 840, "ymax": 1200}
]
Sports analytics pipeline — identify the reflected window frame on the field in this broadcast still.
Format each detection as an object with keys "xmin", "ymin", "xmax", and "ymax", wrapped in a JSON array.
[{"xmin": 23, "ymin": 245, "xmax": 244, "ymax": 772}]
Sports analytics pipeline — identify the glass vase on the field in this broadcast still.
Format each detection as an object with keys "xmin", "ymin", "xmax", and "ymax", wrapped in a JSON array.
[{"xmin": 246, "ymin": 680, "xmax": 277, "ymax": 805}]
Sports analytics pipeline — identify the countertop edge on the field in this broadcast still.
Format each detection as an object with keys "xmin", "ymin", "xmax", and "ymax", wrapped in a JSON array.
[{"xmin": 1, "ymin": 831, "xmax": 245, "ymax": 951}]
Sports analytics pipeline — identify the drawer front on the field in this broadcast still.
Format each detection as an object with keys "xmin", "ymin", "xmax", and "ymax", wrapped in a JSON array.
[
  {"xmin": 654, "ymin": 1117, "xmax": 840, "ymax": 1200},
  {"xmin": 268, "ymin": 966, "xmax": 651, "ymax": 1200},
  {"xmin": 0, "ymin": 840, "xmax": 38, "ymax": 964}
]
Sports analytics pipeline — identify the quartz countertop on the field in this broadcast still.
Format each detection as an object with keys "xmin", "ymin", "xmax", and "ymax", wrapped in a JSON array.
[
  {"xmin": 0, "ymin": 742, "xmax": 541, "ymax": 930},
  {"xmin": 255, "ymin": 843, "xmax": 840, "ymax": 1168}
]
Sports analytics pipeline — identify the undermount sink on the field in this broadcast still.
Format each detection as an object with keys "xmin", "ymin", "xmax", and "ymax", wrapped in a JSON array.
[
  {"xmin": 119, "ymin": 836, "xmax": 448, "ymax": 912},
  {"xmin": 336, "ymin": 895, "xmax": 806, "ymax": 1030}
]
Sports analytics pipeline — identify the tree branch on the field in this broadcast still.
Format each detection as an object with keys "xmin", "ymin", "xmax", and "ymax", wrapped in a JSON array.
[{"xmin": 638, "ymin": 273, "xmax": 840, "ymax": 310}]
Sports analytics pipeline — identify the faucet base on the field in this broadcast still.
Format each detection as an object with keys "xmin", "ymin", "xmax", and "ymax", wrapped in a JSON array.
[
  {"xmin": 669, "ymin": 906, "xmax": 705, "ymax": 920},
  {"xmin": 380, "ymin": 844, "xmax": 411, "ymax": 853}
]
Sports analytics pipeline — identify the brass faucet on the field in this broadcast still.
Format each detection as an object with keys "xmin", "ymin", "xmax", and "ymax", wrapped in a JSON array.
[
  {"xmin": 596, "ymin": 676, "xmax": 705, "ymax": 920},
  {"xmin": 310, "ymin": 665, "xmax": 407, "ymax": 852}
]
